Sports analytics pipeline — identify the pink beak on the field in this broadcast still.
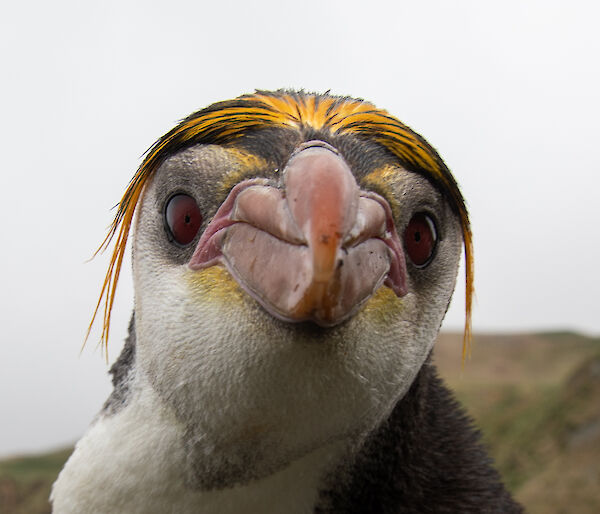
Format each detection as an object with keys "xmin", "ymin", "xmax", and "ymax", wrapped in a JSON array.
[{"xmin": 189, "ymin": 141, "xmax": 407, "ymax": 326}]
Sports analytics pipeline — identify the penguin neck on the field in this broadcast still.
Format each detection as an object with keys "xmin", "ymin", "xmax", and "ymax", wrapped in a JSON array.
[
  {"xmin": 118, "ymin": 370, "xmax": 354, "ymax": 513},
  {"xmin": 189, "ymin": 437, "xmax": 350, "ymax": 514}
]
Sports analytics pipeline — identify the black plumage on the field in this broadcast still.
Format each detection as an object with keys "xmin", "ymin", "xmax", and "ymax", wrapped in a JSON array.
[{"xmin": 316, "ymin": 356, "xmax": 522, "ymax": 513}]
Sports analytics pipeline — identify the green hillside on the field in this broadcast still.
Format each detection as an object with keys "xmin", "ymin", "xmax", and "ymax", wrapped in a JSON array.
[
  {"xmin": 434, "ymin": 331, "xmax": 600, "ymax": 513},
  {"xmin": 0, "ymin": 448, "xmax": 71, "ymax": 514},
  {"xmin": 1, "ymin": 332, "xmax": 599, "ymax": 513}
]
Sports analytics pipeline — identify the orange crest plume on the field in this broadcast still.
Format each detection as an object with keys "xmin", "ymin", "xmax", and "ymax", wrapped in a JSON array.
[{"xmin": 87, "ymin": 90, "xmax": 473, "ymax": 360}]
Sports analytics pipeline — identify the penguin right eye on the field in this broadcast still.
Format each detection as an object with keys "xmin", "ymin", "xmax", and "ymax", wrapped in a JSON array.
[
  {"xmin": 164, "ymin": 194, "xmax": 203, "ymax": 246},
  {"xmin": 403, "ymin": 212, "xmax": 438, "ymax": 268}
]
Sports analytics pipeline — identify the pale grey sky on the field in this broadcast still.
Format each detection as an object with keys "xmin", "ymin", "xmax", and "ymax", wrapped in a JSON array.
[{"xmin": 1, "ymin": 0, "xmax": 598, "ymax": 457}]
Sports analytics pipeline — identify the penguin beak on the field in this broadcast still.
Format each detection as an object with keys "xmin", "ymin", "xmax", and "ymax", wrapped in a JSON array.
[
  {"xmin": 189, "ymin": 141, "xmax": 407, "ymax": 326},
  {"xmin": 285, "ymin": 142, "xmax": 357, "ymax": 287}
]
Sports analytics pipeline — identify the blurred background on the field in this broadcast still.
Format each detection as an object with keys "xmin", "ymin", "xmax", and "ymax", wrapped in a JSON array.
[{"xmin": 1, "ymin": 0, "xmax": 598, "ymax": 512}]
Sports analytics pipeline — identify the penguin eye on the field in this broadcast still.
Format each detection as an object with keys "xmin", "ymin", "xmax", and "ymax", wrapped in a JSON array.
[
  {"xmin": 404, "ymin": 213, "xmax": 438, "ymax": 267},
  {"xmin": 164, "ymin": 194, "xmax": 203, "ymax": 246}
]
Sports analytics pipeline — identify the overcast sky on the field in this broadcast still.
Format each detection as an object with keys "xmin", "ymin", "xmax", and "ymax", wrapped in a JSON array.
[{"xmin": 1, "ymin": 0, "xmax": 598, "ymax": 457}]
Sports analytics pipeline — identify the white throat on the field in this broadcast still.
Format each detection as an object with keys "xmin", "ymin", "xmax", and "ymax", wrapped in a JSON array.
[{"xmin": 52, "ymin": 370, "xmax": 351, "ymax": 514}]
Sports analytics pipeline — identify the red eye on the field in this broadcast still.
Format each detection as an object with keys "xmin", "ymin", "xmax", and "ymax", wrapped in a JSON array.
[
  {"xmin": 165, "ymin": 194, "xmax": 202, "ymax": 246},
  {"xmin": 404, "ymin": 213, "xmax": 437, "ymax": 267}
]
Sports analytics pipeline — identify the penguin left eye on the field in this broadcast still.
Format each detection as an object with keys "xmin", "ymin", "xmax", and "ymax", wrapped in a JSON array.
[
  {"xmin": 404, "ymin": 213, "xmax": 438, "ymax": 267},
  {"xmin": 164, "ymin": 194, "xmax": 203, "ymax": 246}
]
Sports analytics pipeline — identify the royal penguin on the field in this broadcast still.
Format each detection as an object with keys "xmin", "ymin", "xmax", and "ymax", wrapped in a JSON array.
[{"xmin": 51, "ymin": 90, "xmax": 522, "ymax": 513}]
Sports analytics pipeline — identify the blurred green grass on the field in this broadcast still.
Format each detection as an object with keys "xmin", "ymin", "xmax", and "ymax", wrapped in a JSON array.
[
  {"xmin": 0, "ymin": 449, "xmax": 72, "ymax": 514},
  {"xmin": 435, "ymin": 331, "xmax": 600, "ymax": 513}
]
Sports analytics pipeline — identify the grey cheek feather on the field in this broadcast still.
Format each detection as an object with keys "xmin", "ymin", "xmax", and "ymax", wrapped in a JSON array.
[
  {"xmin": 101, "ymin": 314, "xmax": 137, "ymax": 417},
  {"xmin": 150, "ymin": 144, "xmax": 266, "ymax": 266}
]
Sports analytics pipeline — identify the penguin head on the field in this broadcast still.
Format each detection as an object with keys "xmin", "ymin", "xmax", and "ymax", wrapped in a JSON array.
[{"xmin": 95, "ymin": 91, "xmax": 471, "ymax": 485}]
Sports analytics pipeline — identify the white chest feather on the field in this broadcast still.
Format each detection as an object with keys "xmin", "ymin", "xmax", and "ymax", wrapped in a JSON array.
[{"xmin": 51, "ymin": 372, "xmax": 349, "ymax": 514}]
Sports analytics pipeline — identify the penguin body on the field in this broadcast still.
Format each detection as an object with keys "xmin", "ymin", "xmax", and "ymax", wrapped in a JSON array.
[{"xmin": 51, "ymin": 91, "xmax": 521, "ymax": 513}]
